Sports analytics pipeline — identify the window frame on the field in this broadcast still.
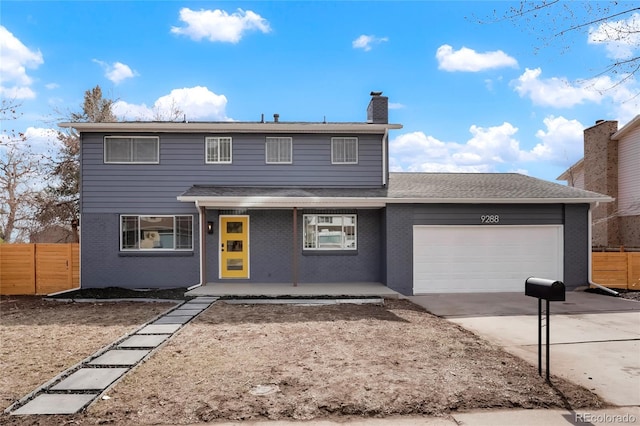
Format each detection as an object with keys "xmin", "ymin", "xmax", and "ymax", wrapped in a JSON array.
[
  {"xmin": 265, "ymin": 137, "xmax": 293, "ymax": 164},
  {"xmin": 205, "ymin": 136, "xmax": 233, "ymax": 164},
  {"xmin": 104, "ymin": 136, "xmax": 160, "ymax": 164},
  {"xmin": 303, "ymin": 214, "xmax": 357, "ymax": 251},
  {"xmin": 120, "ymin": 215, "xmax": 194, "ymax": 251},
  {"xmin": 331, "ymin": 137, "xmax": 358, "ymax": 164}
]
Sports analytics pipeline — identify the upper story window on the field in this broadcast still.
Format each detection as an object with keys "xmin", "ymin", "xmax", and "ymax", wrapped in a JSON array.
[
  {"xmin": 331, "ymin": 137, "xmax": 358, "ymax": 164},
  {"xmin": 265, "ymin": 137, "xmax": 292, "ymax": 164},
  {"xmin": 104, "ymin": 136, "xmax": 159, "ymax": 164},
  {"xmin": 206, "ymin": 137, "xmax": 232, "ymax": 164}
]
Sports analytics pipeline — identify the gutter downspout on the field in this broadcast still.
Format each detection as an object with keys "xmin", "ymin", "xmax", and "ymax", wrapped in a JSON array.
[
  {"xmin": 588, "ymin": 203, "xmax": 619, "ymax": 296},
  {"xmin": 187, "ymin": 200, "xmax": 205, "ymax": 290}
]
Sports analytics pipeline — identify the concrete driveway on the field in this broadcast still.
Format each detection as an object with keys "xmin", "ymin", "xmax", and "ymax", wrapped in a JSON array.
[{"xmin": 409, "ymin": 291, "xmax": 640, "ymax": 407}]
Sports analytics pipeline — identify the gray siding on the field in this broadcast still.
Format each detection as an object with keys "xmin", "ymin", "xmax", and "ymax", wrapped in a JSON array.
[
  {"xmin": 81, "ymin": 213, "xmax": 200, "ymax": 288},
  {"xmin": 384, "ymin": 204, "xmax": 585, "ymax": 296},
  {"xmin": 563, "ymin": 204, "xmax": 590, "ymax": 289},
  {"xmin": 204, "ymin": 209, "xmax": 382, "ymax": 283},
  {"xmin": 81, "ymin": 132, "xmax": 384, "ymax": 213}
]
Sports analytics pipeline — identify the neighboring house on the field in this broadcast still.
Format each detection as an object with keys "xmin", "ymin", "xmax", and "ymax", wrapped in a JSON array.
[
  {"xmin": 558, "ymin": 115, "xmax": 640, "ymax": 249},
  {"xmin": 60, "ymin": 93, "xmax": 610, "ymax": 295}
]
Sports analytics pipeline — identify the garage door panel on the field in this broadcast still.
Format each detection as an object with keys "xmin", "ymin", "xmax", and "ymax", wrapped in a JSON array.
[{"xmin": 413, "ymin": 225, "xmax": 563, "ymax": 294}]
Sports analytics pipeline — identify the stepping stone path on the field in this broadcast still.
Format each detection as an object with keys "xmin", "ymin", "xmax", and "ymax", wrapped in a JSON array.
[{"xmin": 6, "ymin": 296, "xmax": 218, "ymax": 416}]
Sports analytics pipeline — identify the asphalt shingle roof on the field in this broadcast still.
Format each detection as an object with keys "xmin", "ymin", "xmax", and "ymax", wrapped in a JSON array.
[{"xmin": 179, "ymin": 173, "xmax": 611, "ymax": 203}]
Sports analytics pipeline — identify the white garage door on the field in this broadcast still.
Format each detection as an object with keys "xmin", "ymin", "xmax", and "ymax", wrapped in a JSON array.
[{"xmin": 413, "ymin": 225, "xmax": 563, "ymax": 294}]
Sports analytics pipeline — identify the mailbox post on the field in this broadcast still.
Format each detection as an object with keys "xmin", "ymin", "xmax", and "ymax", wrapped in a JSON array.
[{"xmin": 525, "ymin": 277, "xmax": 565, "ymax": 382}]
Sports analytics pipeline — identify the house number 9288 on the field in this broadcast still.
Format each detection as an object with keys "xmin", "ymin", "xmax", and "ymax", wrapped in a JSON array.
[{"xmin": 481, "ymin": 215, "xmax": 500, "ymax": 224}]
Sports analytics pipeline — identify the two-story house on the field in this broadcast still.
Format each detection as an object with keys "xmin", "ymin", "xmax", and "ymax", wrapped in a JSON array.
[
  {"xmin": 60, "ymin": 92, "xmax": 610, "ymax": 295},
  {"xmin": 558, "ymin": 115, "xmax": 640, "ymax": 249}
]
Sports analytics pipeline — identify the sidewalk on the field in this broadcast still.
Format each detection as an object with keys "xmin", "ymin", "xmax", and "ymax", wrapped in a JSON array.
[{"xmin": 190, "ymin": 407, "xmax": 640, "ymax": 425}]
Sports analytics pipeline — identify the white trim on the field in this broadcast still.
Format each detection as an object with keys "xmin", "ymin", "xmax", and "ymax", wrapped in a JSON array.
[
  {"xmin": 119, "ymin": 214, "xmax": 194, "ymax": 251},
  {"xmin": 177, "ymin": 195, "xmax": 612, "ymax": 208},
  {"xmin": 303, "ymin": 214, "xmax": 357, "ymax": 251},
  {"xmin": 205, "ymin": 136, "xmax": 232, "ymax": 164},
  {"xmin": 60, "ymin": 121, "xmax": 403, "ymax": 134},
  {"xmin": 219, "ymin": 215, "xmax": 250, "ymax": 279},
  {"xmin": 104, "ymin": 136, "xmax": 159, "ymax": 164},
  {"xmin": 265, "ymin": 137, "xmax": 293, "ymax": 164},
  {"xmin": 331, "ymin": 137, "xmax": 358, "ymax": 164},
  {"xmin": 611, "ymin": 114, "xmax": 640, "ymax": 140}
]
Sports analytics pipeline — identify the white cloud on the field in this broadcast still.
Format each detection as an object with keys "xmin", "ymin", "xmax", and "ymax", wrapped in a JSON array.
[
  {"xmin": 512, "ymin": 67, "xmax": 640, "ymax": 121},
  {"xmin": 45, "ymin": 83, "xmax": 59, "ymax": 90},
  {"xmin": 388, "ymin": 102, "xmax": 405, "ymax": 110},
  {"xmin": 0, "ymin": 25, "xmax": 44, "ymax": 99},
  {"xmin": 588, "ymin": 12, "xmax": 640, "ymax": 59},
  {"xmin": 93, "ymin": 60, "xmax": 138, "ymax": 84},
  {"xmin": 352, "ymin": 35, "xmax": 388, "ymax": 51},
  {"xmin": 512, "ymin": 68, "xmax": 603, "ymax": 107},
  {"xmin": 171, "ymin": 7, "xmax": 270, "ymax": 43},
  {"xmin": 24, "ymin": 127, "xmax": 59, "ymax": 151},
  {"xmin": 436, "ymin": 44, "xmax": 518, "ymax": 72},
  {"xmin": 527, "ymin": 116, "xmax": 584, "ymax": 165},
  {"xmin": 389, "ymin": 123, "xmax": 525, "ymax": 173},
  {"xmin": 113, "ymin": 86, "xmax": 230, "ymax": 121},
  {"xmin": 389, "ymin": 117, "xmax": 589, "ymax": 173}
]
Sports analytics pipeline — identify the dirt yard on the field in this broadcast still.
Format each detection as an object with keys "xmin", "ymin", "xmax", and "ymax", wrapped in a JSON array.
[
  {"xmin": 0, "ymin": 297, "xmax": 176, "ymax": 412},
  {"xmin": 0, "ymin": 298, "xmax": 608, "ymax": 425}
]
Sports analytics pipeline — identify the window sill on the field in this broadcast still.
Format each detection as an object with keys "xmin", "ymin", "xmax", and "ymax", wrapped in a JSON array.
[
  {"xmin": 302, "ymin": 250, "xmax": 358, "ymax": 256},
  {"xmin": 119, "ymin": 251, "xmax": 194, "ymax": 257}
]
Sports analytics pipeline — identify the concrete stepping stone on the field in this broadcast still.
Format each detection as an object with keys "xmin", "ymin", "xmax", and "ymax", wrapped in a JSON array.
[
  {"xmin": 12, "ymin": 393, "xmax": 97, "ymax": 415},
  {"xmin": 181, "ymin": 303, "xmax": 210, "ymax": 310},
  {"xmin": 51, "ymin": 367, "xmax": 128, "ymax": 391},
  {"xmin": 153, "ymin": 315, "xmax": 192, "ymax": 325},
  {"xmin": 89, "ymin": 349, "xmax": 149, "ymax": 366},
  {"xmin": 118, "ymin": 334, "xmax": 169, "ymax": 348},
  {"xmin": 167, "ymin": 309, "xmax": 202, "ymax": 316},
  {"xmin": 138, "ymin": 324, "xmax": 181, "ymax": 334}
]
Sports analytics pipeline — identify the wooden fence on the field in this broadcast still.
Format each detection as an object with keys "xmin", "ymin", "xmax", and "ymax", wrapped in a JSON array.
[
  {"xmin": 592, "ymin": 252, "xmax": 640, "ymax": 290},
  {"xmin": 0, "ymin": 243, "xmax": 79, "ymax": 295}
]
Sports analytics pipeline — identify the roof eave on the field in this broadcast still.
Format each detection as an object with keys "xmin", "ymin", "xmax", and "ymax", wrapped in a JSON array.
[
  {"xmin": 177, "ymin": 196, "xmax": 387, "ymax": 208},
  {"xmin": 59, "ymin": 122, "xmax": 403, "ymax": 134},
  {"xmin": 177, "ymin": 195, "xmax": 613, "ymax": 207},
  {"xmin": 611, "ymin": 114, "xmax": 640, "ymax": 140}
]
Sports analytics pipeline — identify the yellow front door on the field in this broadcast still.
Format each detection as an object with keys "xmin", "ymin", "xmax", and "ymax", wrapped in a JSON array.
[{"xmin": 220, "ymin": 216, "xmax": 249, "ymax": 278}]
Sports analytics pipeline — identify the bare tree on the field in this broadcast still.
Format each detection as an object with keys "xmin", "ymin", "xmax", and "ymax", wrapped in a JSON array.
[
  {"xmin": 0, "ymin": 144, "xmax": 43, "ymax": 242},
  {"xmin": 0, "ymin": 99, "xmax": 24, "ymax": 147},
  {"xmin": 152, "ymin": 98, "xmax": 184, "ymax": 121},
  {"xmin": 36, "ymin": 85, "xmax": 117, "ymax": 241},
  {"xmin": 481, "ymin": 2, "xmax": 639, "ymax": 87}
]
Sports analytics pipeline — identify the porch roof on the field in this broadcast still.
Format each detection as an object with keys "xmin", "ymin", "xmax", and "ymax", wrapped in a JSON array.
[{"xmin": 178, "ymin": 173, "xmax": 612, "ymax": 208}]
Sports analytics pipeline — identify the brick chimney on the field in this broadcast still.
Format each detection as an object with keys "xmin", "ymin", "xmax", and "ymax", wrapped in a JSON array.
[
  {"xmin": 367, "ymin": 91, "xmax": 388, "ymax": 124},
  {"xmin": 584, "ymin": 119, "xmax": 619, "ymax": 248}
]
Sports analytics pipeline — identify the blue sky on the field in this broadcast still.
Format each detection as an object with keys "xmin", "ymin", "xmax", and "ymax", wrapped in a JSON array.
[{"xmin": 1, "ymin": 1, "xmax": 639, "ymax": 182}]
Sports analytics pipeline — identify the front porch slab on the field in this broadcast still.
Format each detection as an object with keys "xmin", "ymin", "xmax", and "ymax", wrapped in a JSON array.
[{"xmin": 186, "ymin": 282, "xmax": 400, "ymax": 298}]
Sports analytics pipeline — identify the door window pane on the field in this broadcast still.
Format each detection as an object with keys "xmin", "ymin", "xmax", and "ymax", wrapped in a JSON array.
[{"xmin": 227, "ymin": 222, "xmax": 243, "ymax": 233}]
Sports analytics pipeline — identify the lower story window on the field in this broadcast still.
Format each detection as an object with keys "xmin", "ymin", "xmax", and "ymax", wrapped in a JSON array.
[
  {"xmin": 121, "ymin": 215, "xmax": 193, "ymax": 251},
  {"xmin": 303, "ymin": 214, "xmax": 357, "ymax": 250}
]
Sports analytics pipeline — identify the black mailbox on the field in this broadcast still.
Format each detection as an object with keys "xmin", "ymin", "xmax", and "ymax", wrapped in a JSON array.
[{"xmin": 525, "ymin": 277, "xmax": 565, "ymax": 301}]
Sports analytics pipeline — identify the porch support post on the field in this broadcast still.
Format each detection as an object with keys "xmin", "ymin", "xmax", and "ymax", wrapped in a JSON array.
[
  {"xmin": 292, "ymin": 207, "xmax": 298, "ymax": 287},
  {"xmin": 200, "ymin": 205, "xmax": 207, "ymax": 286}
]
